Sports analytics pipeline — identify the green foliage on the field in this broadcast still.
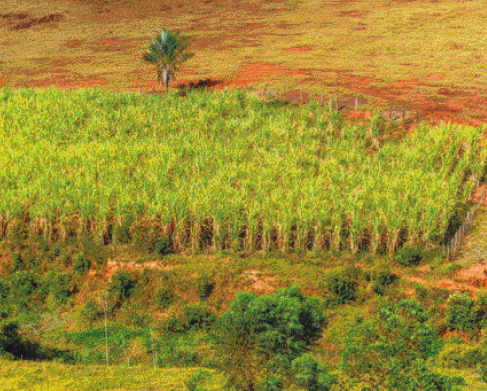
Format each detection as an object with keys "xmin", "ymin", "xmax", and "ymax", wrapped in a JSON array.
[
  {"xmin": 8, "ymin": 250, "xmax": 37, "ymax": 272},
  {"xmin": 108, "ymin": 270, "xmax": 138, "ymax": 303},
  {"xmin": 478, "ymin": 363, "xmax": 487, "ymax": 383},
  {"xmin": 73, "ymin": 251, "xmax": 90, "ymax": 275},
  {"xmin": 47, "ymin": 272, "xmax": 78, "ymax": 305},
  {"xmin": 436, "ymin": 342, "xmax": 485, "ymax": 369},
  {"xmin": 152, "ymin": 286, "xmax": 176, "ymax": 309},
  {"xmin": 446, "ymin": 292, "xmax": 483, "ymax": 332},
  {"xmin": 9, "ymin": 271, "xmax": 39, "ymax": 309},
  {"xmin": 291, "ymin": 353, "xmax": 334, "ymax": 391},
  {"xmin": 196, "ymin": 274, "xmax": 216, "ymax": 300},
  {"xmin": 120, "ymin": 300, "xmax": 150, "ymax": 329},
  {"xmin": 142, "ymin": 28, "xmax": 195, "ymax": 90},
  {"xmin": 0, "ymin": 279, "xmax": 9, "ymax": 300},
  {"xmin": 341, "ymin": 299, "xmax": 457, "ymax": 391},
  {"xmin": 257, "ymin": 374, "xmax": 284, "ymax": 391},
  {"xmin": 0, "ymin": 320, "xmax": 73, "ymax": 362},
  {"xmin": 0, "ymin": 321, "xmax": 22, "ymax": 356},
  {"xmin": 184, "ymin": 368, "xmax": 212, "ymax": 391},
  {"xmin": 325, "ymin": 267, "xmax": 361, "ymax": 304},
  {"xmin": 77, "ymin": 300, "xmax": 101, "ymax": 328},
  {"xmin": 211, "ymin": 286, "xmax": 326, "ymax": 391},
  {"xmin": 150, "ymin": 236, "xmax": 173, "ymax": 257},
  {"xmin": 366, "ymin": 267, "xmax": 398, "ymax": 296},
  {"xmin": 394, "ymin": 244, "xmax": 422, "ymax": 267},
  {"xmin": 166, "ymin": 304, "xmax": 217, "ymax": 333},
  {"xmin": 114, "ymin": 215, "xmax": 135, "ymax": 244}
]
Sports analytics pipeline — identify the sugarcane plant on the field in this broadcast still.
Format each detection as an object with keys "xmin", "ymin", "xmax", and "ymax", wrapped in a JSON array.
[{"xmin": 142, "ymin": 28, "xmax": 195, "ymax": 93}]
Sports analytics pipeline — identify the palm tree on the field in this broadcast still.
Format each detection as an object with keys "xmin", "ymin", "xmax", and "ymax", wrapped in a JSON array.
[{"xmin": 142, "ymin": 28, "xmax": 195, "ymax": 93}]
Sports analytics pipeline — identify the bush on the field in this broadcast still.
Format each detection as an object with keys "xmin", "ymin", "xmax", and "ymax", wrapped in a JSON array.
[
  {"xmin": 184, "ymin": 368, "xmax": 212, "ymax": 391},
  {"xmin": 446, "ymin": 292, "xmax": 482, "ymax": 331},
  {"xmin": 150, "ymin": 236, "xmax": 172, "ymax": 257},
  {"xmin": 49, "ymin": 272, "xmax": 77, "ymax": 305},
  {"xmin": 78, "ymin": 300, "xmax": 102, "ymax": 327},
  {"xmin": 73, "ymin": 251, "xmax": 90, "ymax": 275},
  {"xmin": 292, "ymin": 354, "xmax": 334, "ymax": 391},
  {"xmin": 258, "ymin": 374, "xmax": 284, "ymax": 391},
  {"xmin": 436, "ymin": 342, "xmax": 485, "ymax": 369},
  {"xmin": 166, "ymin": 304, "xmax": 217, "ymax": 333},
  {"xmin": 9, "ymin": 252, "xmax": 23, "ymax": 272},
  {"xmin": 394, "ymin": 244, "xmax": 422, "ymax": 267},
  {"xmin": 342, "ymin": 299, "xmax": 457, "ymax": 390},
  {"xmin": 196, "ymin": 275, "xmax": 216, "ymax": 300},
  {"xmin": 0, "ymin": 279, "xmax": 9, "ymax": 300},
  {"xmin": 120, "ymin": 300, "xmax": 150, "ymax": 329},
  {"xmin": 153, "ymin": 287, "xmax": 176, "ymax": 309},
  {"xmin": 114, "ymin": 215, "xmax": 135, "ymax": 244},
  {"xmin": 479, "ymin": 363, "xmax": 487, "ymax": 383},
  {"xmin": 366, "ymin": 267, "xmax": 398, "ymax": 296},
  {"xmin": 211, "ymin": 286, "xmax": 327, "ymax": 391},
  {"xmin": 109, "ymin": 270, "xmax": 138, "ymax": 302},
  {"xmin": 9, "ymin": 271, "xmax": 39, "ymax": 305},
  {"xmin": 325, "ymin": 267, "xmax": 360, "ymax": 304}
]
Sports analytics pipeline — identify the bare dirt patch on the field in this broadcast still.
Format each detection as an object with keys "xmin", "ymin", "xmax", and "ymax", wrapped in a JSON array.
[
  {"xmin": 2, "ymin": 0, "xmax": 487, "ymax": 131},
  {"xmin": 10, "ymin": 13, "xmax": 64, "ymax": 30},
  {"xmin": 243, "ymin": 269, "xmax": 279, "ymax": 293},
  {"xmin": 455, "ymin": 264, "xmax": 487, "ymax": 289}
]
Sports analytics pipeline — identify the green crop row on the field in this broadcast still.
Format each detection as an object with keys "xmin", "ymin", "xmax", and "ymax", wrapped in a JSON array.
[{"xmin": 0, "ymin": 86, "xmax": 486, "ymax": 254}]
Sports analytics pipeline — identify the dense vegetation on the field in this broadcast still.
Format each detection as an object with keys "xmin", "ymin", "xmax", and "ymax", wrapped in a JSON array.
[
  {"xmin": 0, "ymin": 86, "xmax": 486, "ymax": 390},
  {"xmin": 0, "ymin": 87, "xmax": 486, "ymax": 257}
]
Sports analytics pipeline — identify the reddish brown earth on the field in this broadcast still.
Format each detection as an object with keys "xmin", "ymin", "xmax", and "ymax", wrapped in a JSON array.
[
  {"xmin": 1, "ymin": 0, "xmax": 487, "ymax": 297},
  {"xmin": 2, "ymin": 1, "xmax": 487, "ymax": 130}
]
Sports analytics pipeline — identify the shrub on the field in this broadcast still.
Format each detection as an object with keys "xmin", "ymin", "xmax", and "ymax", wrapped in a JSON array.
[
  {"xmin": 73, "ymin": 251, "xmax": 90, "ymax": 275},
  {"xmin": 211, "ymin": 286, "xmax": 327, "ymax": 391},
  {"xmin": 258, "ymin": 374, "xmax": 285, "ymax": 391},
  {"xmin": 120, "ymin": 300, "xmax": 150, "ymax": 329},
  {"xmin": 366, "ymin": 267, "xmax": 398, "ymax": 296},
  {"xmin": 109, "ymin": 270, "xmax": 138, "ymax": 302},
  {"xmin": 114, "ymin": 215, "xmax": 135, "ymax": 244},
  {"xmin": 436, "ymin": 342, "xmax": 485, "ymax": 369},
  {"xmin": 49, "ymin": 272, "xmax": 77, "ymax": 305},
  {"xmin": 446, "ymin": 292, "xmax": 482, "ymax": 331},
  {"xmin": 292, "ymin": 353, "xmax": 334, "ymax": 391},
  {"xmin": 150, "ymin": 236, "xmax": 172, "ymax": 257},
  {"xmin": 166, "ymin": 304, "xmax": 217, "ymax": 333},
  {"xmin": 153, "ymin": 286, "xmax": 176, "ymax": 309},
  {"xmin": 196, "ymin": 275, "xmax": 216, "ymax": 300},
  {"xmin": 9, "ymin": 252, "xmax": 23, "ymax": 272},
  {"xmin": 77, "ymin": 300, "xmax": 102, "ymax": 328},
  {"xmin": 342, "ymin": 299, "xmax": 457, "ymax": 390},
  {"xmin": 325, "ymin": 267, "xmax": 360, "ymax": 304},
  {"xmin": 184, "ymin": 368, "xmax": 212, "ymax": 391},
  {"xmin": 9, "ymin": 271, "xmax": 38, "ymax": 301},
  {"xmin": 180, "ymin": 304, "xmax": 217, "ymax": 332},
  {"xmin": 0, "ymin": 279, "xmax": 9, "ymax": 300},
  {"xmin": 479, "ymin": 363, "xmax": 487, "ymax": 383},
  {"xmin": 394, "ymin": 244, "xmax": 422, "ymax": 267}
]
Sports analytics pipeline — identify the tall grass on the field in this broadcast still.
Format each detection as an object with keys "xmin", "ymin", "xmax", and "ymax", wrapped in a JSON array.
[{"xmin": 0, "ymin": 86, "xmax": 485, "ymax": 254}]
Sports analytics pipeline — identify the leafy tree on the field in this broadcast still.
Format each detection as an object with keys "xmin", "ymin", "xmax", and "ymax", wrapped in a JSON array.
[
  {"xmin": 291, "ymin": 353, "xmax": 334, "ymax": 391},
  {"xmin": 108, "ymin": 270, "xmax": 137, "ymax": 304},
  {"xmin": 210, "ymin": 286, "xmax": 326, "ymax": 391},
  {"xmin": 341, "ymin": 298, "xmax": 464, "ymax": 391},
  {"xmin": 446, "ymin": 291, "xmax": 482, "ymax": 332},
  {"xmin": 142, "ymin": 28, "xmax": 195, "ymax": 92}
]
